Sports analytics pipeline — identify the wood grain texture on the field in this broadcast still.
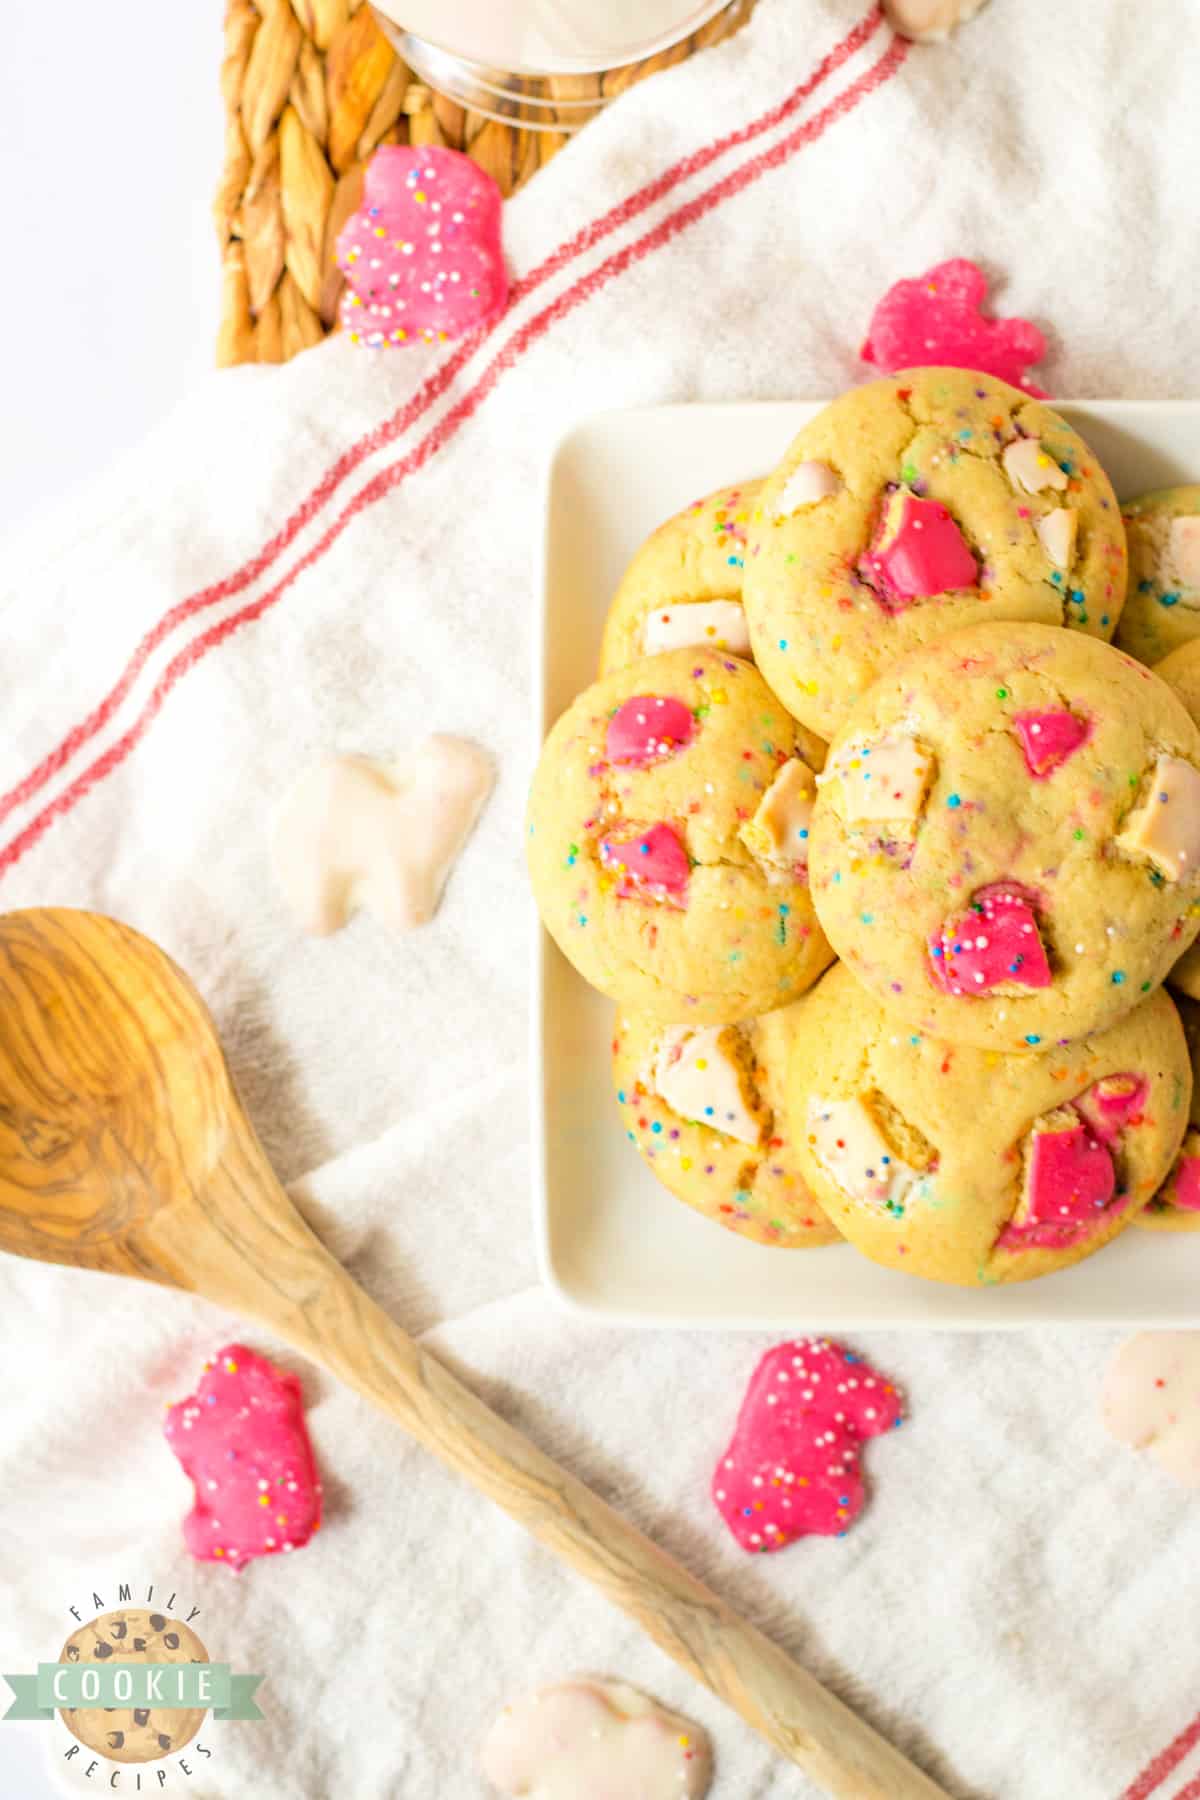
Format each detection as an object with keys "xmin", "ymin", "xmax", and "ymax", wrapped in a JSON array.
[
  {"xmin": 215, "ymin": 0, "xmax": 755, "ymax": 365},
  {"xmin": 0, "ymin": 909, "xmax": 950, "ymax": 1800}
]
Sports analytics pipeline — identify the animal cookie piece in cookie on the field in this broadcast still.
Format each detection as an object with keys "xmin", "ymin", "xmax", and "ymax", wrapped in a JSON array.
[
  {"xmin": 598, "ymin": 479, "xmax": 761, "ymax": 673},
  {"xmin": 1115, "ymin": 485, "xmax": 1200, "ymax": 665},
  {"xmin": 481, "ymin": 1679, "xmax": 712, "ymax": 1800},
  {"xmin": 612, "ymin": 1004, "xmax": 839, "ymax": 1247},
  {"xmin": 272, "ymin": 737, "xmax": 493, "ymax": 935},
  {"xmin": 785, "ymin": 963, "xmax": 1189, "ymax": 1284},
  {"xmin": 1103, "ymin": 1333, "xmax": 1200, "ymax": 1486},
  {"xmin": 808, "ymin": 622, "xmax": 1200, "ymax": 1052},
  {"xmin": 526, "ymin": 649, "xmax": 833, "ymax": 1023},
  {"xmin": 164, "ymin": 1345, "xmax": 322, "ymax": 1567},
  {"xmin": 1139, "ymin": 994, "xmax": 1200, "ymax": 1230},
  {"xmin": 336, "ymin": 144, "xmax": 506, "ymax": 347},
  {"xmin": 743, "ymin": 369, "xmax": 1125, "ymax": 740},
  {"xmin": 712, "ymin": 1338, "xmax": 903, "ymax": 1552},
  {"xmin": 58, "ymin": 1611, "xmax": 208, "ymax": 1763}
]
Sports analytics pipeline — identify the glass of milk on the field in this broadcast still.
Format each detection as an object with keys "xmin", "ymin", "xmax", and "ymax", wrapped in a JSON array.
[{"xmin": 371, "ymin": 0, "xmax": 742, "ymax": 131}]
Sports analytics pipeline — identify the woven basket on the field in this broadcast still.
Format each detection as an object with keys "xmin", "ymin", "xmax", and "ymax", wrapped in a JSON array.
[{"xmin": 216, "ymin": 0, "xmax": 752, "ymax": 365}]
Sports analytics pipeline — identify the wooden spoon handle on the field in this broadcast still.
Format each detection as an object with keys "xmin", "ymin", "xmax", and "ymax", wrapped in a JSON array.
[{"xmin": 310, "ymin": 1284, "xmax": 948, "ymax": 1800}]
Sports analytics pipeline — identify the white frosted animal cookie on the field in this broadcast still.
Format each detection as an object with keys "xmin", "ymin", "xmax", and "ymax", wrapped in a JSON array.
[
  {"xmin": 272, "ymin": 737, "xmax": 493, "ymax": 934},
  {"xmin": 1103, "ymin": 1332, "xmax": 1200, "ymax": 1486},
  {"xmin": 882, "ymin": 0, "xmax": 990, "ymax": 41},
  {"xmin": 480, "ymin": 1678, "xmax": 712, "ymax": 1800}
]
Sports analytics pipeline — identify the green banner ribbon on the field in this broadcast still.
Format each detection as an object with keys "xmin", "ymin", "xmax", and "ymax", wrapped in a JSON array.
[{"xmin": 3, "ymin": 1664, "xmax": 264, "ymax": 1722}]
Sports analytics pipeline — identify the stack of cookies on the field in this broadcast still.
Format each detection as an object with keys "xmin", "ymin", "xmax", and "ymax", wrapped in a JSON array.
[{"xmin": 526, "ymin": 367, "xmax": 1200, "ymax": 1287}]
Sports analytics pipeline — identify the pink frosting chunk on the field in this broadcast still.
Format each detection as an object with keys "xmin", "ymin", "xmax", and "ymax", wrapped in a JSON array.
[
  {"xmin": 860, "ymin": 258, "xmax": 1048, "ymax": 395},
  {"xmin": 859, "ymin": 491, "xmax": 977, "ymax": 609},
  {"xmin": 336, "ymin": 145, "xmax": 507, "ymax": 347},
  {"xmin": 712, "ymin": 1338, "xmax": 903, "ymax": 1553},
  {"xmin": 999, "ymin": 1114, "xmax": 1117, "ymax": 1250},
  {"xmin": 1171, "ymin": 1153, "xmax": 1200, "ymax": 1212},
  {"xmin": 600, "ymin": 822, "xmax": 689, "ymax": 905},
  {"xmin": 1013, "ymin": 709, "xmax": 1090, "ymax": 777},
  {"xmin": 930, "ymin": 882, "xmax": 1052, "ymax": 995},
  {"xmin": 605, "ymin": 695, "xmax": 695, "ymax": 768},
  {"xmin": 1076, "ymin": 1074, "xmax": 1148, "ymax": 1144},
  {"xmin": 164, "ymin": 1345, "xmax": 322, "ymax": 1569}
]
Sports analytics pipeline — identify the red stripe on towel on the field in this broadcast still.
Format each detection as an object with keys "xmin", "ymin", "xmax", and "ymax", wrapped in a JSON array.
[{"xmin": 0, "ymin": 31, "xmax": 908, "ymax": 878}]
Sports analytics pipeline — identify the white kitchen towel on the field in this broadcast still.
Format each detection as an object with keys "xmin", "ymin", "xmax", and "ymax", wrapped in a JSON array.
[{"xmin": 1, "ymin": 3, "xmax": 1199, "ymax": 1797}]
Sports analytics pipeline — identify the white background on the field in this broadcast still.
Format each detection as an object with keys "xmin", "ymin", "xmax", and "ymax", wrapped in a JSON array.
[
  {"xmin": 0, "ymin": 2, "xmax": 222, "ymax": 536},
  {"xmin": 0, "ymin": 8, "xmax": 222, "ymax": 1787}
]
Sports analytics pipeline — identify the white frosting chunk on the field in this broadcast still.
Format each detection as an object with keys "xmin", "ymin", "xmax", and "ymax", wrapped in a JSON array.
[
  {"xmin": 774, "ymin": 459, "xmax": 841, "ymax": 518},
  {"xmin": 738, "ymin": 759, "xmax": 816, "ymax": 870},
  {"xmin": 1002, "ymin": 436, "xmax": 1069, "ymax": 496},
  {"xmin": 1165, "ymin": 516, "xmax": 1200, "ymax": 593},
  {"xmin": 642, "ymin": 598, "xmax": 751, "ymax": 656},
  {"xmin": 824, "ymin": 732, "xmax": 936, "ymax": 825},
  {"xmin": 1036, "ymin": 506, "xmax": 1077, "ymax": 569},
  {"xmin": 653, "ymin": 1026, "xmax": 760, "ymax": 1144},
  {"xmin": 806, "ymin": 1097, "xmax": 920, "ymax": 1209},
  {"xmin": 1116, "ymin": 754, "xmax": 1200, "ymax": 881}
]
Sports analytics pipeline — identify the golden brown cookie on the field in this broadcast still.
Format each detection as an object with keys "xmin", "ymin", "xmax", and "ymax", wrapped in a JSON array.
[
  {"xmin": 743, "ymin": 367, "xmax": 1126, "ymax": 739},
  {"xmin": 1138, "ymin": 993, "xmax": 1200, "ymax": 1231},
  {"xmin": 1115, "ymin": 484, "xmax": 1200, "ymax": 666},
  {"xmin": 784, "ymin": 964, "xmax": 1190, "ymax": 1285},
  {"xmin": 526, "ymin": 648, "xmax": 833, "ymax": 1022},
  {"xmin": 599, "ymin": 478, "xmax": 762, "ymax": 674},
  {"xmin": 809, "ymin": 622, "xmax": 1200, "ymax": 1053},
  {"xmin": 612, "ymin": 1003, "xmax": 839, "ymax": 1247}
]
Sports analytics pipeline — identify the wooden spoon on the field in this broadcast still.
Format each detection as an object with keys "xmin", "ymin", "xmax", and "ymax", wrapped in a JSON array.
[{"xmin": 0, "ymin": 908, "xmax": 949, "ymax": 1800}]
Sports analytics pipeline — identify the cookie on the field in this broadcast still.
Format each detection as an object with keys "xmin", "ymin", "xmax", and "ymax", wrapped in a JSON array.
[
  {"xmin": 526, "ymin": 648, "xmax": 833, "ymax": 1022},
  {"xmin": 742, "ymin": 367, "xmax": 1126, "ymax": 739},
  {"xmin": 164, "ymin": 1345, "xmax": 323, "ymax": 1567},
  {"xmin": 1114, "ymin": 485, "xmax": 1200, "ymax": 666},
  {"xmin": 1152, "ymin": 642, "xmax": 1200, "ymax": 1000},
  {"xmin": 271, "ymin": 738, "xmax": 493, "ymax": 934},
  {"xmin": 1103, "ymin": 1332, "xmax": 1200, "ymax": 1485},
  {"xmin": 481, "ymin": 1679, "xmax": 712, "ymax": 1800},
  {"xmin": 336, "ymin": 145, "xmax": 506, "ymax": 348},
  {"xmin": 1137, "ymin": 993, "xmax": 1200, "ymax": 1230},
  {"xmin": 808, "ymin": 622, "xmax": 1200, "ymax": 1052},
  {"xmin": 612, "ymin": 1004, "xmax": 839, "ymax": 1247},
  {"xmin": 59, "ymin": 1611, "xmax": 207, "ymax": 1763},
  {"xmin": 598, "ymin": 479, "xmax": 762, "ymax": 674},
  {"xmin": 712, "ymin": 1338, "xmax": 903, "ymax": 1553},
  {"xmin": 783, "ymin": 963, "xmax": 1190, "ymax": 1285}
]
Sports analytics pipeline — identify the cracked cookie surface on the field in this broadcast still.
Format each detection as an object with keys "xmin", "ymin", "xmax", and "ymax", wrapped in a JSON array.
[
  {"xmin": 599, "ymin": 478, "xmax": 762, "ymax": 674},
  {"xmin": 527, "ymin": 649, "xmax": 833, "ymax": 1021},
  {"xmin": 784, "ymin": 963, "xmax": 1189, "ymax": 1284},
  {"xmin": 612, "ymin": 1004, "xmax": 840, "ymax": 1247},
  {"xmin": 809, "ymin": 622, "xmax": 1200, "ymax": 1052},
  {"xmin": 742, "ymin": 367, "xmax": 1126, "ymax": 739}
]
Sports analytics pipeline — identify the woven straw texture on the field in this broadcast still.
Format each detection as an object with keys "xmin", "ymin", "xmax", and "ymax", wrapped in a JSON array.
[{"xmin": 215, "ymin": 0, "xmax": 752, "ymax": 364}]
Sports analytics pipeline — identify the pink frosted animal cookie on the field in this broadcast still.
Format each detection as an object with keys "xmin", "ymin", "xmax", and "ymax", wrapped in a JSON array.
[
  {"xmin": 861, "ymin": 259, "xmax": 1046, "ymax": 394},
  {"xmin": 480, "ymin": 1679, "xmax": 712, "ymax": 1800},
  {"xmin": 272, "ymin": 737, "xmax": 493, "ymax": 935},
  {"xmin": 1103, "ymin": 1333, "xmax": 1200, "ymax": 1486},
  {"xmin": 163, "ymin": 1346, "xmax": 322, "ymax": 1568},
  {"xmin": 713, "ymin": 1338, "xmax": 904, "ymax": 1553},
  {"xmin": 337, "ymin": 144, "xmax": 507, "ymax": 347}
]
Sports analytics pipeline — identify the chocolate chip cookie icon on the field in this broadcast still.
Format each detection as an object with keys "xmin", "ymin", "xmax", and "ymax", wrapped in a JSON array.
[{"xmin": 58, "ymin": 1610, "xmax": 208, "ymax": 1763}]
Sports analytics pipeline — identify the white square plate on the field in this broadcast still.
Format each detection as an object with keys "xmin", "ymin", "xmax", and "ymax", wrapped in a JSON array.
[{"xmin": 533, "ymin": 399, "xmax": 1200, "ymax": 1329}]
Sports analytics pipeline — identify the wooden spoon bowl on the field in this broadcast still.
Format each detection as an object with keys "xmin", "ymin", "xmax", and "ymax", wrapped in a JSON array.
[{"xmin": 0, "ymin": 907, "xmax": 949, "ymax": 1800}]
